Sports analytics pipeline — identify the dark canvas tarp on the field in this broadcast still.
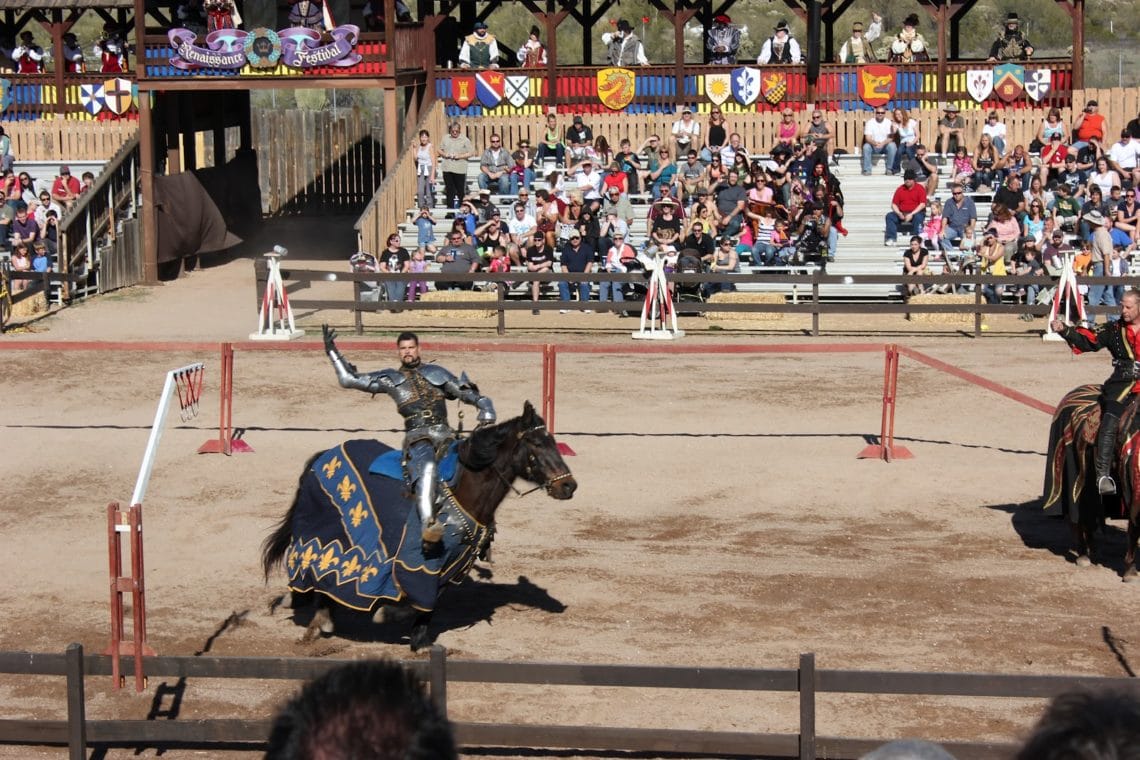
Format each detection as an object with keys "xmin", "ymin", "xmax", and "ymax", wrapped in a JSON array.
[{"xmin": 153, "ymin": 172, "xmax": 242, "ymax": 264}]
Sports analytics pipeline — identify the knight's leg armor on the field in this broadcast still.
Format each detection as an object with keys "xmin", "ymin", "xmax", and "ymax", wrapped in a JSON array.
[
  {"xmin": 1096, "ymin": 413, "xmax": 1120, "ymax": 496},
  {"xmin": 406, "ymin": 442, "xmax": 444, "ymax": 543}
]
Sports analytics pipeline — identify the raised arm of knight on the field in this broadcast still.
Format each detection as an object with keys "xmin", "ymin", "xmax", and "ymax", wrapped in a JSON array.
[{"xmin": 322, "ymin": 325, "xmax": 401, "ymax": 394}]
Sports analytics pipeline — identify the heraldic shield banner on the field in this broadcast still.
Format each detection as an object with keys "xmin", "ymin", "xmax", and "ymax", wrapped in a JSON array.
[
  {"xmin": 858, "ymin": 65, "xmax": 895, "ymax": 108},
  {"xmin": 597, "ymin": 68, "xmax": 635, "ymax": 110},
  {"xmin": 966, "ymin": 69, "xmax": 994, "ymax": 103},
  {"xmin": 451, "ymin": 75, "xmax": 475, "ymax": 108},
  {"xmin": 994, "ymin": 63, "xmax": 1024, "ymax": 103}
]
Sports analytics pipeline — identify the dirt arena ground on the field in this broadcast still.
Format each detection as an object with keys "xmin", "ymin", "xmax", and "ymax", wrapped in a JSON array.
[{"xmin": 2, "ymin": 231, "xmax": 1139, "ymax": 758}]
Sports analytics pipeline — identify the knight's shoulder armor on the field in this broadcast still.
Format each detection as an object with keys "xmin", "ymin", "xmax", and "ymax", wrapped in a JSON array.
[
  {"xmin": 418, "ymin": 363, "xmax": 459, "ymax": 387},
  {"xmin": 376, "ymin": 367, "xmax": 406, "ymax": 386}
]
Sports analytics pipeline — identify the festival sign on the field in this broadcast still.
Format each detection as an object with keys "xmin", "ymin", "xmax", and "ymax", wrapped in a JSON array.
[
  {"xmin": 966, "ymin": 68, "xmax": 994, "ymax": 103},
  {"xmin": 760, "ymin": 71, "xmax": 787, "ymax": 105},
  {"xmin": 993, "ymin": 62, "xmax": 1025, "ymax": 103},
  {"xmin": 857, "ymin": 64, "xmax": 895, "ymax": 108},
  {"xmin": 475, "ymin": 70, "xmax": 505, "ymax": 108},
  {"xmin": 505, "ymin": 75, "xmax": 530, "ymax": 108},
  {"xmin": 730, "ymin": 66, "xmax": 760, "ymax": 106},
  {"xmin": 596, "ymin": 68, "xmax": 635, "ymax": 110},
  {"xmin": 79, "ymin": 82, "xmax": 105, "ymax": 115},
  {"xmin": 0, "ymin": 79, "xmax": 10, "ymax": 113},
  {"xmin": 167, "ymin": 25, "xmax": 360, "ymax": 71},
  {"xmin": 1025, "ymin": 68, "xmax": 1051, "ymax": 102},
  {"xmin": 451, "ymin": 75, "xmax": 476, "ymax": 108},
  {"xmin": 103, "ymin": 77, "xmax": 133, "ymax": 115},
  {"xmin": 704, "ymin": 72, "xmax": 731, "ymax": 106}
]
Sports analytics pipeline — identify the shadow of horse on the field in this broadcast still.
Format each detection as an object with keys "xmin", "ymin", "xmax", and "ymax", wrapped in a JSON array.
[
  {"xmin": 984, "ymin": 499, "xmax": 1133, "ymax": 575},
  {"xmin": 282, "ymin": 573, "xmax": 566, "ymax": 646}
]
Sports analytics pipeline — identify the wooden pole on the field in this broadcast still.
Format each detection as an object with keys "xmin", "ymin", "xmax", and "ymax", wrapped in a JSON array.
[{"xmin": 138, "ymin": 89, "xmax": 159, "ymax": 285}]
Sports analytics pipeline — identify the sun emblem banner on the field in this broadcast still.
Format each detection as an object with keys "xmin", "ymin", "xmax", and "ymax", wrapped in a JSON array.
[
  {"xmin": 858, "ymin": 64, "xmax": 896, "ymax": 108},
  {"xmin": 704, "ymin": 73, "xmax": 731, "ymax": 106},
  {"xmin": 597, "ymin": 68, "xmax": 635, "ymax": 110}
]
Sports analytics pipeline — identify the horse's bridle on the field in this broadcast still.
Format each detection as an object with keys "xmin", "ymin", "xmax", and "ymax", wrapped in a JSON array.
[{"xmin": 493, "ymin": 424, "xmax": 573, "ymax": 497}]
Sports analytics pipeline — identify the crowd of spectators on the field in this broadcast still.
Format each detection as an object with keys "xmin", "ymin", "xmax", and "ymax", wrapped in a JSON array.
[{"xmin": 388, "ymin": 107, "xmax": 855, "ymax": 311}]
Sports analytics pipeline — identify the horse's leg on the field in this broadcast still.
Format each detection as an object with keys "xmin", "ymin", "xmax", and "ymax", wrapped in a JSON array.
[
  {"xmin": 409, "ymin": 611, "xmax": 433, "ymax": 652},
  {"xmin": 373, "ymin": 603, "xmax": 416, "ymax": 625},
  {"xmin": 1123, "ymin": 520, "xmax": 1140, "ymax": 582},
  {"xmin": 1071, "ymin": 522, "xmax": 1093, "ymax": 567},
  {"xmin": 301, "ymin": 598, "xmax": 335, "ymax": 642}
]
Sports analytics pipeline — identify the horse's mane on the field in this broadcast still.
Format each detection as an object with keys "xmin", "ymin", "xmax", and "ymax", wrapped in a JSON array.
[{"xmin": 458, "ymin": 415, "xmax": 519, "ymax": 471}]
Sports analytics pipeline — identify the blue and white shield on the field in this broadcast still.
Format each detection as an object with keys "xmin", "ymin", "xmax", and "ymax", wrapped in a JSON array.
[
  {"xmin": 79, "ymin": 82, "xmax": 106, "ymax": 115},
  {"xmin": 475, "ymin": 70, "xmax": 505, "ymax": 109},
  {"xmin": 730, "ymin": 66, "xmax": 761, "ymax": 106},
  {"xmin": 0, "ymin": 79, "xmax": 11, "ymax": 112}
]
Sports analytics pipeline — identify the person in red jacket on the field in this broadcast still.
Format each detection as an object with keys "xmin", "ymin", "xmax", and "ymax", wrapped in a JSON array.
[
  {"xmin": 884, "ymin": 169, "xmax": 927, "ymax": 247},
  {"xmin": 51, "ymin": 166, "xmax": 81, "ymax": 208}
]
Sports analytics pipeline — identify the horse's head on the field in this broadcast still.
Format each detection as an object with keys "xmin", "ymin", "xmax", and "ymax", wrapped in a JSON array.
[{"xmin": 511, "ymin": 402, "xmax": 577, "ymax": 499}]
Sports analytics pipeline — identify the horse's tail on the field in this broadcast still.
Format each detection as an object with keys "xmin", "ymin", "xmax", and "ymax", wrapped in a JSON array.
[{"xmin": 261, "ymin": 448, "xmax": 324, "ymax": 581}]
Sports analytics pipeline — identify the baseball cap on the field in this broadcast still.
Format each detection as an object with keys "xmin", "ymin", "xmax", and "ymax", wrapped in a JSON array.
[
  {"xmin": 573, "ymin": 115, "xmax": 583, "ymax": 123},
  {"xmin": 59, "ymin": 165, "xmax": 70, "ymax": 174}
]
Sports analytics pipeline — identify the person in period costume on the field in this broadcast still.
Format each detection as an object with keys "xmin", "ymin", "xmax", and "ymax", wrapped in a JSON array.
[
  {"xmin": 887, "ymin": 13, "xmax": 930, "ymax": 63},
  {"xmin": 602, "ymin": 19, "xmax": 649, "ymax": 67},
  {"xmin": 1051, "ymin": 289, "xmax": 1140, "ymax": 495},
  {"xmin": 322, "ymin": 328, "xmax": 496, "ymax": 543},
  {"xmin": 61, "ymin": 33, "xmax": 85, "ymax": 73},
  {"xmin": 988, "ymin": 12, "xmax": 1033, "ymax": 62},
  {"xmin": 757, "ymin": 20, "xmax": 802, "ymax": 64},
  {"xmin": 705, "ymin": 14, "xmax": 741, "ymax": 65},
  {"xmin": 95, "ymin": 24, "xmax": 130, "ymax": 74},
  {"xmin": 459, "ymin": 20, "xmax": 500, "ymax": 69},
  {"xmin": 288, "ymin": 0, "xmax": 329, "ymax": 31},
  {"xmin": 517, "ymin": 25, "xmax": 546, "ymax": 67},
  {"xmin": 837, "ymin": 15, "xmax": 882, "ymax": 64},
  {"xmin": 12, "ymin": 32, "xmax": 46, "ymax": 74}
]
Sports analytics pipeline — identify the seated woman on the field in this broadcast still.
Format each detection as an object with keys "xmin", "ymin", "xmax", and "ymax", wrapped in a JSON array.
[
  {"xmin": 902, "ymin": 235, "xmax": 931, "ymax": 297},
  {"xmin": 1022, "ymin": 199, "xmax": 1051, "ymax": 245},
  {"xmin": 891, "ymin": 107, "xmax": 920, "ymax": 175},
  {"xmin": 981, "ymin": 111, "xmax": 1008, "ymax": 156},
  {"xmin": 987, "ymin": 202, "xmax": 1021, "ymax": 262},
  {"xmin": 1035, "ymin": 107, "xmax": 1066, "ymax": 153},
  {"xmin": 970, "ymin": 134, "xmax": 1003, "ymax": 191}
]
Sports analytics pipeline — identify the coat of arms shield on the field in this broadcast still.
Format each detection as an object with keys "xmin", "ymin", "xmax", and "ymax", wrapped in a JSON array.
[
  {"xmin": 704, "ymin": 73, "xmax": 731, "ymax": 106},
  {"xmin": 103, "ymin": 77, "xmax": 133, "ymax": 115},
  {"xmin": 475, "ymin": 71, "xmax": 505, "ymax": 108},
  {"xmin": 504, "ymin": 75, "xmax": 529, "ymax": 108},
  {"xmin": 730, "ymin": 66, "xmax": 760, "ymax": 106},
  {"xmin": 993, "ymin": 63, "xmax": 1025, "ymax": 103},
  {"xmin": 596, "ymin": 68, "xmax": 635, "ymax": 110},
  {"xmin": 966, "ymin": 69, "xmax": 994, "ymax": 103},
  {"xmin": 450, "ymin": 75, "xmax": 476, "ymax": 108},
  {"xmin": 1025, "ymin": 68, "xmax": 1052, "ymax": 102},
  {"xmin": 858, "ymin": 64, "xmax": 896, "ymax": 108},
  {"xmin": 760, "ymin": 71, "xmax": 787, "ymax": 105}
]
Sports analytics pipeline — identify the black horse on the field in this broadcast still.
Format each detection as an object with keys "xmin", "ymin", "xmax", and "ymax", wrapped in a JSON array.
[
  {"xmin": 262, "ymin": 402, "xmax": 577, "ymax": 649},
  {"xmin": 1044, "ymin": 384, "xmax": 1140, "ymax": 579}
]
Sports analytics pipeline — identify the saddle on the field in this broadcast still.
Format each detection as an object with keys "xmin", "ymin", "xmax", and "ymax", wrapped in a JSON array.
[{"xmin": 369, "ymin": 441, "xmax": 461, "ymax": 486}]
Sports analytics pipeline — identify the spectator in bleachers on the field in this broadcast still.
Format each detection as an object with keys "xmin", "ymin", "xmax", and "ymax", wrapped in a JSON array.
[
  {"xmin": 590, "ymin": 136, "xmax": 613, "ymax": 168},
  {"xmin": 438, "ymin": 121, "xmax": 475, "ymax": 210},
  {"xmin": 1004, "ymin": 144, "xmax": 1036, "ymax": 185},
  {"xmin": 704, "ymin": 235, "xmax": 739, "ymax": 297},
  {"xmin": 9, "ymin": 241, "xmax": 30, "ymax": 293},
  {"xmin": 478, "ymin": 133, "xmax": 511, "ymax": 195},
  {"xmin": 507, "ymin": 202, "xmax": 537, "ymax": 255},
  {"xmin": 601, "ymin": 185, "xmax": 634, "ymax": 226},
  {"xmin": 1025, "ymin": 175, "xmax": 1053, "ymax": 212},
  {"xmin": 537, "ymin": 113, "xmax": 565, "ymax": 168},
  {"xmin": 688, "ymin": 198, "xmax": 717, "ymax": 237},
  {"xmin": 476, "ymin": 210, "xmax": 508, "ymax": 259},
  {"xmin": 557, "ymin": 231, "xmax": 594, "ymax": 311},
  {"xmin": 458, "ymin": 20, "xmax": 500, "ymax": 69},
  {"xmin": 414, "ymin": 130, "xmax": 436, "ymax": 211},
  {"xmin": 1107, "ymin": 129, "xmax": 1140, "ymax": 189},
  {"xmin": 971, "ymin": 134, "xmax": 1003, "ymax": 191},
  {"xmin": 682, "ymin": 219, "xmax": 715, "ymax": 261},
  {"xmin": 598, "ymin": 231, "xmax": 634, "ymax": 304},
  {"xmin": 934, "ymin": 103, "xmax": 965, "ymax": 156},
  {"xmin": 981, "ymin": 110, "xmax": 1008, "ymax": 156},
  {"xmin": 535, "ymin": 188, "xmax": 560, "ymax": 246},
  {"xmin": 515, "ymin": 187, "xmax": 536, "ymax": 219},
  {"xmin": 31, "ymin": 239, "xmax": 50, "ymax": 273},
  {"xmin": 1079, "ymin": 185, "xmax": 1111, "ymax": 240},
  {"xmin": 884, "ymin": 170, "xmax": 926, "ymax": 247},
  {"xmin": 570, "ymin": 158, "xmax": 603, "ymax": 200},
  {"xmin": 10, "ymin": 202, "xmax": 38, "ymax": 247},
  {"xmin": 597, "ymin": 207, "xmax": 626, "ymax": 257},
  {"xmin": 988, "ymin": 202, "xmax": 1021, "ymax": 262},
  {"xmin": 940, "ymin": 183, "xmax": 977, "ymax": 251},
  {"xmin": 706, "ymin": 14, "xmax": 741, "ymax": 64},
  {"xmin": 524, "ymin": 232, "xmax": 554, "ymax": 311},
  {"xmin": 406, "ymin": 247, "xmax": 429, "ymax": 302},
  {"xmin": 650, "ymin": 201, "xmax": 682, "ymax": 250},
  {"xmin": 0, "ymin": 126, "xmax": 12, "ymax": 173},
  {"xmin": 564, "ymin": 116, "xmax": 593, "ymax": 164},
  {"xmin": 472, "ymin": 189, "xmax": 496, "ymax": 223},
  {"xmin": 1023, "ymin": 199, "xmax": 1050, "ymax": 245},
  {"xmin": 921, "ymin": 198, "xmax": 943, "ymax": 250},
  {"xmin": 748, "ymin": 204, "xmax": 779, "ymax": 265},
  {"xmin": 1071, "ymin": 99, "xmax": 1106, "ymax": 152},
  {"xmin": 12, "ymin": 31, "xmax": 45, "ymax": 74},
  {"xmin": 1086, "ymin": 209, "xmax": 1116, "ymax": 313},
  {"xmin": 900, "ymin": 143, "xmax": 938, "ymax": 196},
  {"xmin": 792, "ymin": 202, "xmax": 831, "ymax": 263},
  {"xmin": 1115, "ymin": 186, "xmax": 1139, "ymax": 245},
  {"xmin": 987, "ymin": 12, "xmax": 1033, "ymax": 62},
  {"xmin": 1056, "ymin": 154, "xmax": 1086, "ymax": 197},
  {"xmin": 993, "ymin": 173, "xmax": 1027, "ymax": 218},
  {"xmin": 16, "ymin": 171, "xmax": 37, "ymax": 207},
  {"xmin": 51, "ymin": 166, "xmax": 81, "ymax": 208},
  {"xmin": 646, "ymin": 148, "xmax": 677, "ymax": 201},
  {"xmin": 435, "ymin": 230, "xmax": 480, "ymax": 290},
  {"xmin": 800, "ymin": 110, "xmax": 833, "ymax": 165},
  {"xmin": 902, "ymin": 235, "xmax": 931, "ymax": 296},
  {"xmin": 609, "ymin": 138, "xmax": 640, "ymax": 193},
  {"xmin": 1038, "ymin": 133, "xmax": 1069, "ymax": 185},
  {"xmin": 977, "ymin": 228, "xmax": 1006, "ymax": 309},
  {"xmin": 507, "ymin": 151, "xmax": 532, "ymax": 195},
  {"xmin": 837, "ymin": 16, "xmax": 881, "ymax": 63},
  {"xmin": 890, "ymin": 107, "xmax": 920, "ymax": 176},
  {"xmin": 34, "ymin": 190, "xmax": 61, "ymax": 228},
  {"xmin": 61, "ymin": 32, "xmax": 85, "ymax": 73},
  {"xmin": 676, "ymin": 150, "xmax": 707, "ymax": 202},
  {"xmin": 887, "ymin": 13, "xmax": 930, "ymax": 63},
  {"xmin": 379, "ymin": 233, "xmax": 410, "ymax": 303},
  {"xmin": 729, "ymin": 152, "xmax": 751, "ymax": 184},
  {"xmin": 861, "ymin": 107, "xmax": 896, "ymax": 176},
  {"xmin": 774, "ymin": 108, "xmax": 799, "ymax": 155},
  {"xmin": 671, "ymin": 107, "xmax": 700, "ymax": 159},
  {"xmin": 1012, "ymin": 239, "xmax": 1045, "ymax": 318},
  {"xmin": 40, "ymin": 209, "xmax": 58, "ymax": 257},
  {"xmin": 516, "ymin": 25, "xmax": 546, "ymax": 67},
  {"xmin": 719, "ymin": 132, "xmax": 747, "ymax": 167},
  {"xmin": 602, "ymin": 19, "xmax": 649, "ymax": 67},
  {"xmin": 1074, "ymin": 135, "xmax": 1103, "ymax": 173},
  {"xmin": 748, "ymin": 169, "xmax": 774, "ymax": 205},
  {"xmin": 757, "ymin": 20, "xmax": 802, "ymax": 64},
  {"xmin": 950, "ymin": 145, "xmax": 974, "ymax": 187},
  {"xmin": 80, "ymin": 171, "xmax": 95, "ymax": 194},
  {"xmin": 712, "ymin": 170, "xmax": 747, "ymax": 237},
  {"xmin": 1041, "ymin": 228, "xmax": 1070, "ymax": 273},
  {"xmin": 1051, "ymin": 182, "xmax": 1082, "ymax": 234},
  {"xmin": 1089, "ymin": 156, "xmax": 1122, "ymax": 199},
  {"xmin": 601, "ymin": 160, "xmax": 629, "ymax": 196},
  {"xmin": 1034, "ymin": 107, "xmax": 1067, "ymax": 153},
  {"xmin": 414, "ymin": 206, "xmax": 437, "ymax": 255}
]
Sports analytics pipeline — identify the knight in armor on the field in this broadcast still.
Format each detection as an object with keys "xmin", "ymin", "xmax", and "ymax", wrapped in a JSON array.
[
  {"xmin": 322, "ymin": 327, "xmax": 496, "ymax": 543},
  {"xmin": 887, "ymin": 13, "xmax": 930, "ymax": 64},
  {"xmin": 61, "ymin": 33, "xmax": 85, "ymax": 74},
  {"xmin": 95, "ymin": 24, "xmax": 129, "ymax": 74},
  {"xmin": 602, "ymin": 19, "xmax": 649, "ymax": 67},
  {"xmin": 705, "ymin": 14, "xmax": 741, "ymax": 65},
  {"xmin": 1050, "ymin": 291, "xmax": 1140, "ymax": 496},
  {"xmin": 12, "ymin": 32, "xmax": 45, "ymax": 74},
  {"xmin": 987, "ymin": 12, "xmax": 1034, "ymax": 62},
  {"xmin": 517, "ymin": 26, "xmax": 547, "ymax": 68},
  {"xmin": 458, "ymin": 20, "xmax": 500, "ymax": 69},
  {"xmin": 757, "ymin": 20, "xmax": 802, "ymax": 65},
  {"xmin": 837, "ymin": 15, "xmax": 882, "ymax": 64}
]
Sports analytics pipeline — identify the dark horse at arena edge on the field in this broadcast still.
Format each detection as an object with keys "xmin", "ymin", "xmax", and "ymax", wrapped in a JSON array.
[
  {"xmin": 262, "ymin": 402, "xmax": 576, "ymax": 649},
  {"xmin": 1044, "ymin": 384, "xmax": 1140, "ymax": 579}
]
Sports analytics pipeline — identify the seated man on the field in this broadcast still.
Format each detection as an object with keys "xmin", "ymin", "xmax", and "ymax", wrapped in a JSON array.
[
  {"xmin": 940, "ymin": 183, "xmax": 977, "ymax": 251},
  {"xmin": 934, "ymin": 103, "xmax": 966, "ymax": 156},
  {"xmin": 477, "ymin": 134, "xmax": 511, "ymax": 195},
  {"xmin": 712, "ymin": 171, "xmax": 746, "ymax": 237},
  {"xmin": 903, "ymin": 144, "xmax": 940, "ymax": 196},
  {"xmin": 861, "ymin": 108, "xmax": 897, "ymax": 176},
  {"xmin": 884, "ymin": 170, "xmax": 927, "ymax": 247}
]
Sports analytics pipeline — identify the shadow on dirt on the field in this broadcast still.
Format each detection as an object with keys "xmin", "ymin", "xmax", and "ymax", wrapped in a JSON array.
[{"xmin": 985, "ymin": 498, "xmax": 1132, "ymax": 574}]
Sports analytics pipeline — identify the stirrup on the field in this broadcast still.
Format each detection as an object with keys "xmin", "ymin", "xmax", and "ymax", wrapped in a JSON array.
[{"xmin": 1097, "ymin": 475, "xmax": 1117, "ymax": 496}]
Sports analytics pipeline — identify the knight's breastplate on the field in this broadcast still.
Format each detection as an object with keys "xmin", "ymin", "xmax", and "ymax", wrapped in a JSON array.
[{"xmin": 395, "ymin": 369, "xmax": 449, "ymax": 431}]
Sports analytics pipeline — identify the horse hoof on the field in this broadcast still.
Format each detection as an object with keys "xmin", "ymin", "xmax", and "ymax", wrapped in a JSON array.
[
  {"xmin": 1123, "ymin": 569, "xmax": 1139, "ymax": 583},
  {"xmin": 409, "ymin": 626, "xmax": 431, "ymax": 652},
  {"xmin": 313, "ymin": 607, "xmax": 335, "ymax": 634},
  {"xmin": 1076, "ymin": 555, "xmax": 1092, "ymax": 567}
]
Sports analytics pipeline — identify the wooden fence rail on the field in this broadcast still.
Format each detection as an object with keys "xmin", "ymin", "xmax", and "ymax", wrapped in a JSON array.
[
  {"xmin": 257, "ymin": 262, "xmax": 1124, "ymax": 338},
  {"xmin": 2, "ymin": 644, "xmax": 1139, "ymax": 759}
]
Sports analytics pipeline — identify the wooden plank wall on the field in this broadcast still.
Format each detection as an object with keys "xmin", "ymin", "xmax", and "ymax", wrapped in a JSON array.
[{"xmin": 6, "ymin": 120, "xmax": 137, "ymax": 162}]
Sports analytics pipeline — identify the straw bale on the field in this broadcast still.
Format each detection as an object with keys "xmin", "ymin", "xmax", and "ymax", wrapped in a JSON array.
[
  {"xmin": 10, "ymin": 291, "xmax": 46, "ymax": 320},
  {"xmin": 906, "ymin": 293, "xmax": 974, "ymax": 323},
  {"xmin": 704, "ymin": 291, "xmax": 785, "ymax": 321},
  {"xmin": 418, "ymin": 289, "xmax": 498, "ymax": 319}
]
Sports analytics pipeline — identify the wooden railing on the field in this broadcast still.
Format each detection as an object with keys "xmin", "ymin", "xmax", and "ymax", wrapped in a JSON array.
[
  {"xmin": 353, "ymin": 98, "xmax": 445, "ymax": 256},
  {"xmin": 2, "ymin": 643, "xmax": 1138, "ymax": 758}
]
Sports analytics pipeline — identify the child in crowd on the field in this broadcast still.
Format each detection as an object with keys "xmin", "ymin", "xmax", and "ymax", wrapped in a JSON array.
[
  {"xmin": 406, "ymin": 246, "xmax": 430, "ymax": 302},
  {"xmin": 922, "ymin": 199, "xmax": 944, "ymax": 255},
  {"xmin": 9, "ymin": 240, "xmax": 30, "ymax": 293},
  {"xmin": 414, "ymin": 206, "xmax": 437, "ymax": 254},
  {"xmin": 486, "ymin": 245, "xmax": 510, "ymax": 273},
  {"xmin": 769, "ymin": 218, "xmax": 794, "ymax": 264},
  {"xmin": 951, "ymin": 146, "xmax": 974, "ymax": 186}
]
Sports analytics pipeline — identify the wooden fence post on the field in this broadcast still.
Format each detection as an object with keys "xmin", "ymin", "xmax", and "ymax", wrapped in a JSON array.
[
  {"xmin": 429, "ymin": 644, "xmax": 448, "ymax": 719},
  {"xmin": 65, "ymin": 643, "xmax": 87, "ymax": 760},
  {"xmin": 798, "ymin": 652, "xmax": 815, "ymax": 760}
]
